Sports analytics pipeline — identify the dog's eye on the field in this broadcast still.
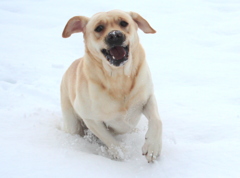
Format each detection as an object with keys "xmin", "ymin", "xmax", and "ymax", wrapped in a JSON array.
[
  {"xmin": 95, "ymin": 25, "xmax": 104, "ymax": 32},
  {"xmin": 120, "ymin": 21, "xmax": 128, "ymax": 27}
]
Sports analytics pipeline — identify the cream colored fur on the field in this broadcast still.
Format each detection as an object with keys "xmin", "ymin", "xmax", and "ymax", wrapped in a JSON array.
[{"xmin": 61, "ymin": 10, "xmax": 162, "ymax": 162}]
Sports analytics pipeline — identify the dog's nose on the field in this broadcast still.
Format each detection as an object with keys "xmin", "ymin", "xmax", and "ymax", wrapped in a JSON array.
[{"xmin": 106, "ymin": 30, "xmax": 125, "ymax": 46}]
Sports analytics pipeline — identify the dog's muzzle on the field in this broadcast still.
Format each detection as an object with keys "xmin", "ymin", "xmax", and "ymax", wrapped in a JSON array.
[{"xmin": 101, "ymin": 30, "xmax": 129, "ymax": 67}]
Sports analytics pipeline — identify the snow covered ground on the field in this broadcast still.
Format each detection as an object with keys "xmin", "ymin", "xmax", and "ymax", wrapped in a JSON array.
[{"xmin": 0, "ymin": 0, "xmax": 240, "ymax": 177}]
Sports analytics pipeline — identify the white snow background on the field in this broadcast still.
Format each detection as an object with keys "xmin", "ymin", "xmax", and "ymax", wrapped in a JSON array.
[{"xmin": 0, "ymin": 0, "xmax": 240, "ymax": 177}]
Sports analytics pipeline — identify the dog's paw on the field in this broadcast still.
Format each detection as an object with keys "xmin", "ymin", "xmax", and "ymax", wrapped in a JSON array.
[
  {"xmin": 142, "ymin": 139, "xmax": 162, "ymax": 163},
  {"xmin": 108, "ymin": 145, "xmax": 126, "ymax": 160}
]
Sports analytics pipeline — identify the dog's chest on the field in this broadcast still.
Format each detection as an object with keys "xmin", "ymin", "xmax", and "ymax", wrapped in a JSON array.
[
  {"xmin": 75, "ymin": 65, "xmax": 153, "ymax": 133},
  {"xmin": 93, "ymin": 88, "xmax": 147, "ymax": 120},
  {"xmin": 76, "ymin": 82, "xmax": 149, "ymax": 133},
  {"xmin": 94, "ymin": 93, "xmax": 146, "ymax": 133}
]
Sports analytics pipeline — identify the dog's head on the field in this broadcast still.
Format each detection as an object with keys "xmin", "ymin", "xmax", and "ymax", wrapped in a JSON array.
[{"xmin": 62, "ymin": 10, "xmax": 155, "ymax": 68}]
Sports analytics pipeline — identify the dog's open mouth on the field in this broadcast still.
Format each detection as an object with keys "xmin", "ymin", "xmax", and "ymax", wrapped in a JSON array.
[{"xmin": 101, "ymin": 45, "xmax": 129, "ymax": 67}]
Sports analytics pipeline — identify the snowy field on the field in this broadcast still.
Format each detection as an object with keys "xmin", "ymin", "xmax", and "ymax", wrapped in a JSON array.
[{"xmin": 0, "ymin": 0, "xmax": 240, "ymax": 177}]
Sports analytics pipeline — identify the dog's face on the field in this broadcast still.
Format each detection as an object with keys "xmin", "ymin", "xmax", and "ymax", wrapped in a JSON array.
[
  {"xmin": 62, "ymin": 10, "xmax": 156, "ymax": 68},
  {"xmin": 85, "ymin": 10, "xmax": 136, "ymax": 67}
]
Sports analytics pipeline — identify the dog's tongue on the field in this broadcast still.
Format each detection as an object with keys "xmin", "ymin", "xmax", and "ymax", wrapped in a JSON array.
[{"xmin": 110, "ymin": 46, "xmax": 126, "ymax": 60}]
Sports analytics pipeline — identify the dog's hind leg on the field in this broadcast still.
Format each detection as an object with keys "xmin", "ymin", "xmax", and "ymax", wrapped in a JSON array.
[{"xmin": 61, "ymin": 95, "xmax": 86, "ymax": 136}]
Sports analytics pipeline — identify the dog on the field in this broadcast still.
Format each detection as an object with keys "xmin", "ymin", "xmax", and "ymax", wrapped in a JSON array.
[{"xmin": 61, "ymin": 10, "xmax": 162, "ymax": 162}]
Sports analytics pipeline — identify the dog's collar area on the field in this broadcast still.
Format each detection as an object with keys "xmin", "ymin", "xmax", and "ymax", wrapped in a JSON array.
[{"xmin": 101, "ymin": 45, "xmax": 129, "ymax": 67}]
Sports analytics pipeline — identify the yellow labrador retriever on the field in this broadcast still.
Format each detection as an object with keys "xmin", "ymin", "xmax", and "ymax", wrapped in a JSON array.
[{"xmin": 61, "ymin": 10, "xmax": 162, "ymax": 162}]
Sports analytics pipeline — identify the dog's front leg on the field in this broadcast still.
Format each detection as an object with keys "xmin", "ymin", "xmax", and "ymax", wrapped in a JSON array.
[
  {"xmin": 142, "ymin": 95, "xmax": 162, "ymax": 163},
  {"xmin": 83, "ymin": 119, "xmax": 124, "ymax": 159}
]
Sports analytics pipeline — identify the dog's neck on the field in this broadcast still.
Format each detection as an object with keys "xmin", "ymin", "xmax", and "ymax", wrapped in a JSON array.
[{"xmin": 83, "ymin": 44, "xmax": 145, "ymax": 99}]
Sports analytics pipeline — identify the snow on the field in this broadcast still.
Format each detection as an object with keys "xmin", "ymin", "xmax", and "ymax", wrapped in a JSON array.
[{"xmin": 0, "ymin": 0, "xmax": 240, "ymax": 177}]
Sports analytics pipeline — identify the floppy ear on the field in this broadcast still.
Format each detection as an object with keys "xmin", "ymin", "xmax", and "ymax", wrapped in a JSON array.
[
  {"xmin": 129, "ymin": 12, "xmax": 156, "ymax": 34},
  {"xmin": 62, "ymin": 16, "xmax": 89, "ymax": 38}
]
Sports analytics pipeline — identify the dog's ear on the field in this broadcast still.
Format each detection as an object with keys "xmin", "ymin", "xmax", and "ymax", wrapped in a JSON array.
[
  {"xmin": 62, "ymin": 16, "xmax": 89, "ymax": 38},
  {"xmin": 129, "ymin": 12, "xmax": 156, "ymax": 34}
]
